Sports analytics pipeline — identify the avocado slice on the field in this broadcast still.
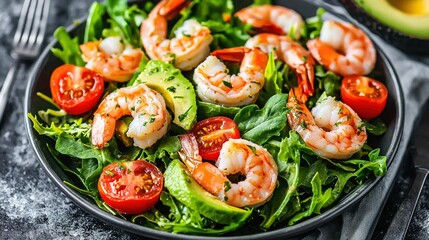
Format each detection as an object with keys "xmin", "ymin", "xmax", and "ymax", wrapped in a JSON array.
[
  {"xmin": 164, "ymin": 159, "xmax": 252, "ymax": 225},
  {"xmin": 354, "ymin": 0, "xmax": 429, "ymax": 38},
  {"xmin": 115, "ymin": 116, "xmax": 134, "ymax": 147},
  {"xmin": 135, "ymin": 60, "xmax": 197, "ymax": 130}
]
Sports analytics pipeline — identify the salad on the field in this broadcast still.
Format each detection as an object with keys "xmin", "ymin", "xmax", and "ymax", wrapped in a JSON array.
[{"xmin": 28, "ymin": 0, "xmax": 390, "ymax": 236}]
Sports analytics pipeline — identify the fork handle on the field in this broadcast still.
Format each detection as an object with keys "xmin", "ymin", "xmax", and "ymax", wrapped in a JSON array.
[
  {"xmin": 0, "ymin": 63, "xmax": 18, "ymax": 122},
  {"xmin": 383, "ymin": 167, "xmax": 429, "ymax": 240}
]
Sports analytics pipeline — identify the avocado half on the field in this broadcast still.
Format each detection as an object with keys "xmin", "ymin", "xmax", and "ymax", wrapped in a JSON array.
[{"xmin": 340, "ymin": 0, "xmax": 429, "ymax": 54}]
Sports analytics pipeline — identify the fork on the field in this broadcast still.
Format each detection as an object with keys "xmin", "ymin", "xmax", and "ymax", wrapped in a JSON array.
[{"xmin": 0, "ymin": 0, "xmax": 50, "ymax": 122}]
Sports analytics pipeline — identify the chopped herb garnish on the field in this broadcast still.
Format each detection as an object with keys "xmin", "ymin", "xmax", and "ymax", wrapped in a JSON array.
[
  {"xmin": 247, "ymin": 145, "xmax": 258, "ymax": 155},
  {"xmin": 167, "ymin": 86, "xmax": 176, "ymax": 93},
  {"xmin": 223, "ymin": 81, "xmax": 232, "ymax": 88},
  {"xmin": 300, "ymin": 121, "xmax": 307, "ymax": 129},
  {"xmin": 302, "ymin": 55, "xmax": 307, "ymax": 62},
  {"xmin": 130, "ymin": 106, "xmax": 136, "ymax": 111},
  {"xmin": 173, "ymin": 96, "xmax": 184, "ymax": 99},
  {"xmin": 178, "ymin": 106, "xmax": 192, "ymax": 121},
  {"xmin": 149, "ymin": 114, "xmax": 156, "ymax": 123},
  {"xmin": 224, "ymin": 181, "xmax": 231, "ymax": 192},
  {"xmin": 164, "ymin": 75, "xmax": 175, "ymax": 82},
  {"xmin": 105, "ymin": 170, "xmax": 115, "ymax": 177},
  {"xmin": 182, "ymin": 32, "xmax": 191, "ymax": 37}
]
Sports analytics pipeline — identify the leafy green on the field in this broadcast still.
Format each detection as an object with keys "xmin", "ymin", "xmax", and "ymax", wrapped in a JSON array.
[
  {"xmin": 197, "ymin": 101, "xmax": 240, "ymax": 120},
  {"xmin": 132, "ymin": 191, "xmax": 246, "ymax": 235},
  {"xmin": 104, "ymin": 0, "xmax": 147, "ymax": 47},
  {"xmin": 51, "ymin": 27, "xmax": 85, "ymax": 66},
  {"xmin": 364, "ymin": 119, "xmax": 388, "ymax": 136},
  {"xmin": 138, "ymin": 136, "xmax": 181, "ymax": 169},
  {"xmin": 306, "ymin": 65, "xmax": 342, "ymax": 109},
  {"xmin": 253, "ymin": 0, "xmax": 271, "ymax": 5},
  {"xmin": 84, "ymin": 2, "xmax": 106, "ymax": 42},
  {"xmin": 301, "ymin": 8, "xmax": 325, "ymax": 41},
  {"xmin": 234, "ymin": 94, "xmax": 289, "ymax": 145},
  {"xmin": 170, "ymin": 0, "xmax": 251, "ymax": 49}
]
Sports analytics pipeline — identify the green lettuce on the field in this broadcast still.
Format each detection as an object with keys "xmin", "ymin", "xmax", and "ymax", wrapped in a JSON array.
[{"xmin": 51, "ymin": 27, "xmax": 85, "ymax": 66}]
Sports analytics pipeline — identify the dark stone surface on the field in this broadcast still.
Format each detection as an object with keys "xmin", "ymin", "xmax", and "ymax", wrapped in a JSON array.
[{"xmin": 0, "ymin": 0, "xmax": 428, "ymax": 239}]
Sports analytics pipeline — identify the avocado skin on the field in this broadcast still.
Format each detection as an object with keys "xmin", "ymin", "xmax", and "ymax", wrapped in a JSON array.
[
  {"xmin": 135, "ymin": 60, "xmax": 197, "ymax": 130},
  {"xmin": 164, "ymin": 159, "xmax": 252, "ymax": 225},
  {"xmin": 340, "ymin": 0, "xmax": 429, "ymax": 54}
]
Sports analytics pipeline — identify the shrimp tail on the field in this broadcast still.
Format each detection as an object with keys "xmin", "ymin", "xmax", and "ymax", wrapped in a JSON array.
[
  {"xmin": 211, "ymin": 47, "xmax": 251, "ymax": 63},
  {"xmin": 91, "ymin": 114, "xmax": 116, "ymax": 149},
  {"xmin": 158, "ymin": 0, "xmax": 190, "ymax": 20},
  {"xmin": 296, "ymin": 60, "xmax": 315, "ymax": 97}
]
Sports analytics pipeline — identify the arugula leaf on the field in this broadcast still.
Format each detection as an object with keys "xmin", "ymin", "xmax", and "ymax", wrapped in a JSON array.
[
  {"xmin": 51, "ymin": 27, "xmax": 85, "ymax": 66},
  {"xmin": 234, "ymin": 94, "xmax": 289, "ymax": 145},
  {"xmin": 84, "ymin": 2, "xmax": 106, "ymax": 42},
  {"xmin": 105, "ymin": 0, "xmax": 146, "ymax": 47},
  {"xmin": 301, "ymin": 8, "xmax": 325, "ymax": 41}
]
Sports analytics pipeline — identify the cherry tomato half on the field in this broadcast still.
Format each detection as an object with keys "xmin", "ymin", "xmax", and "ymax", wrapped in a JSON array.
[
  {"xmin": 190, "ymin": 116, "xmax": 240, "ymax": 161},
  {"xmin": 50, "ymin": 64, "xmax": 104, "ymax": 115},
  {"xmin": 341, "ymin": 76, "xmax": 388, "ymax": 120},
  {"xmin": 98, "ymin": 160, "xmax": 163, "ymax": 215}
]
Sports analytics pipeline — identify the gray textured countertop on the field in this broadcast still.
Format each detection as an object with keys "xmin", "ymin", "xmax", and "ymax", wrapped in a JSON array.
[
  {"xmin": 1, "ymin": 0, "xmax": 429, "ymax": 239},
  {"xmin": 0, "ymin": 0, "xmax": 138, "ymax": 239}
]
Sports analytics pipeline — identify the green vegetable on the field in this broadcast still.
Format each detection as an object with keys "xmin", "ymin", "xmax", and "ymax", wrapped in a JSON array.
[
  {"xmin": 164, "ymin": 160, "xmax": 252, "ymax": 225},
  {"xmin": 51, "ymin": 27, "xmax": 85, "ymax": 66},
  {"xmin": 197, "ymin": 101, "xmax": 240, "ymax": 120},
  {"xmin": 104, "ymin": 0, "xmax": 146, "ymax": 47},
  {"xmin": 84, "ymin": 2, "xmax": 106, "ymax": 42},
  {"xmin": 234, "ymin": 94, "xmax": 289, "ymax": 145}
]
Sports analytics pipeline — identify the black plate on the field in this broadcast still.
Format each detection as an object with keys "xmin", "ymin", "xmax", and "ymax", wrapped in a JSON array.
[{"xmin": 24, "ymin": 0, "xmax": 404, "ymax": 239}]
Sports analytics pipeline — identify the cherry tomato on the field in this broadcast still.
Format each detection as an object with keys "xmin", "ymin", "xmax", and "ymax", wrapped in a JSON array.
[
  {"xmin": 98, "ymin": 160, "xmax": 163, "ymax": 215},
  {"xmin": 50, "ymin": 64, "xmax": 104, "ymax": 115},
  {"xmin": 190, "ymin": 116, "xmax": 240, "ymax": 161},
  {"xmin": 341, "ymin": 76, "xmax": 388, "ymax": 120}
]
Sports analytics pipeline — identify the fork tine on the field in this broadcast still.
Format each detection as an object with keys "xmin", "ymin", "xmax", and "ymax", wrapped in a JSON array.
[
  {"xmin": 16, "ymin": 0, "xmax": 38, "ymax": 48},
  {"xmin": 35, "ymin": 0, "xmax": 50, "ymax": 48},
  {"xmin": 27, "ymin": 0, "xmax": 46, "ymax": 48},
  {"xmin": 12, "ymin": 0, "xmax": 31, "ymax": 46}
]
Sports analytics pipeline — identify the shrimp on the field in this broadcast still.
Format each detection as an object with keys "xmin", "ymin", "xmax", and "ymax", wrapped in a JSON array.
[
  {"xmin": 179, "ymin": 135, "xmax": 278, "ymax": 208},
  {"xmin": 193, "ymin": 47, "xmax": 268, "ymax": 107},
  {"xmin": 246, "ymin": 33, "xmax": 315, "ymax": 97},
  {"xmin": 91, "ymin": 84, "xmax": 170, "ymax": 149},
  {"xmin": 287, "ymin": 88, "xmax": 367, "ymax": 159},
  {"xmin": 235, "ymin": 5, "xmax": 304, "ymax": 39},
  {"xmin": 306, "ymin": 20, "xmax": 376, "ymax": 76},
  {"xmin": 140, "ymin": 0, "xmax": 213, "ymax": 71},
  {"xmin": 80, "ymin": 36, "xmax": 144, "ymax": 82}
]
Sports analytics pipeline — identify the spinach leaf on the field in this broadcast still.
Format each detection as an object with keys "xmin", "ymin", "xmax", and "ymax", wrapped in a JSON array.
[
  {"xmin": 51, "ymin": 27, "xmax": 85, "ymax": 66},
  {"xmin": 234, "ymin": 94, "xmax": 289, "ymax": 145},
  {"xmin": 138, "ymin": 136, "xmax": 181, "ymax": 169},
  {"xmin": 197, "ymin": 101, "xmax": 240, "ymax": 120},
  {"xmin": 55, "ymin": 133, "xmax": 117, "ymax": 192},
  {"xmin": 364, "ymin": 118, "xmax": 388, "ymax": 136}
]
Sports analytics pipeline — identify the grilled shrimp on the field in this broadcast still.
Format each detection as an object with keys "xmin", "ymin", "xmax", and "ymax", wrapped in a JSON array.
[
  {"xmin": 193, "ymin": 47, "xmax": 268, "ymax": 107},
  {"xmin": 140, "ymin": 0, "xmax": 213, "ymax": 71},
  {"xmin": 91, "ymin": 84, "xmax": 170, "ymax": 149},
  {"xmin": 307, "ymin": 20, "xmax": 376, "ymax": 76},
  {"xmin": 179, "ymin": 135, "xmax": 278, "ymax": 208},
  {"xmin": 287, "ymin": 88, "xmax": 367, "ymax": 159},
  {"xmin": 80, "ymin": 36, "xmax": 145, "ymax": 82},
  {"xmin": 246, "ymin": 33, "xmax": 315, "ymax": 97},
  {"xmin": 235, "ymin": 5, "xmax": 304, "ymax": 39}
]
